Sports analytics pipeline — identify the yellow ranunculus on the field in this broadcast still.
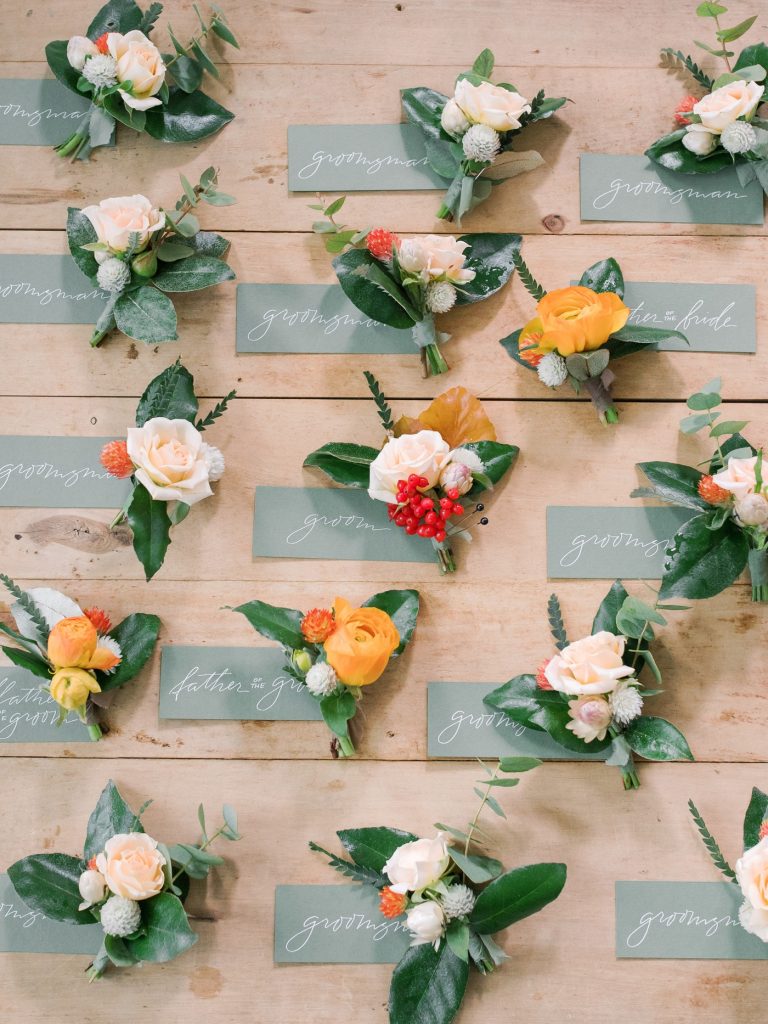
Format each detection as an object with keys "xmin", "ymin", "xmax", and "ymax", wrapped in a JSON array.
[
  {"xmin": 323, "ymin": 598, "xmax": 400, "ymax": 687},
  {"xmin": 50, "ymin": 667, "xmax": 101, "ymax": 712},
  {"xmin": 524, "ymin": 286, "xmax": 630, "ymax": 358},
  {"xmin": 47, "ymin": 616, "xmax": 119, "ymax": 672}
]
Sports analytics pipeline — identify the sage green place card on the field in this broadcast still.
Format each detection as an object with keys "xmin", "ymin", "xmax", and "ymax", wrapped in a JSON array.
[
  {"xmin": 253, "ymin": 487, "xmax": 435, "ymax": 563},
  {"xmin": 0, "ymin": 436, "xmax": 131, "ymax": 508},
  {"xmin": 547, "ymin": 506, "xmax": 695, "ymax": 579},
  {"xmin": 616, "ymin": 881, "xmax": 768, "ymax": 959},
  {"xmin": 427, "ymin": 682, "xmax": 604, "ymax": 760},
  {"xmin": 625, "ymin": 281, "xmax": 756, "ymax": 353},
  {"xmin": 0, "ymin": 666, "xmax": 89, "ymax": 742},
  {"xmin": 580, "ymin": 154, "xmax": 764, "ymax": 225},
  {"xmin": 0, "ymin": 255, "xmax": 108, "ymax": 324},
  {"xmin": 274, "ymin": 884, "xmax": 410, "ymax": 963},
  {"xmin": 236, "ymin": 284, "xmax": 413, "ymax": 354},
  {"xmin": 0, "ymin": 79, "xmax": 90, "ymax": 146},
  {"xmin": 159, "ymin": 645, "xmax": 322, "ymax": 721},
  {"xmin": 288, "ymin": 124, "xmax": 444, "ymax": 191},
  {"xmin": 0, "ymin": 875, "xmax": 102, "ymax": 954}
]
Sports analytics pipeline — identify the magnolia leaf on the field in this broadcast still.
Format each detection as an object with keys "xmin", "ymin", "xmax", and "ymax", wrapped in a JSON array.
[
  {"xmin": 483, "ymin": 149, "xmax": 544, "ymax": 181},
  {"xmin": 400, "ymin": 387, "xmax": 497, "ymax": 447}
]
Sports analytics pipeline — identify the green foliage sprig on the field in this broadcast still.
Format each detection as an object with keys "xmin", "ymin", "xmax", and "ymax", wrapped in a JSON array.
[
  {"xmin": 688, "ymin": 798, "xmax": 738, "ymax": 882},
  {"xmin": 0, "ymin": 574, "xmax": 50, "ymax": 644},
  {"xmin": 364, "ymin": 371, "xmax": 395, "ymax": 433}
]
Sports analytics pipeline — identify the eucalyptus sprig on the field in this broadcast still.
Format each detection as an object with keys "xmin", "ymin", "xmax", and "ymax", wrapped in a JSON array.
[{"xmin": 693, "ymin": 3, "xmax": 757, "ymax": 70}]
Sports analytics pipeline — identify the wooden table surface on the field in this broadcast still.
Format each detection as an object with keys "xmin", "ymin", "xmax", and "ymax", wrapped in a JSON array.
[{"xmin": 1, "ymin": 2, "xmax": 767, "ymax": 1021}]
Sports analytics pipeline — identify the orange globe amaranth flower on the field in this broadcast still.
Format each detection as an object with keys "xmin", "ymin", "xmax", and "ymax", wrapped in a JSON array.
[
  {"xmin": 518, "ymin": 320, "xmax": 546, "ymax": 367},
  {"xmin": 94, "ymin": 33, "xmax": 110, "ymax": 53},
  {"xmin": 759, "ymin": 820, "xmax": 768, "ymax": 841},
  {"xmin": 367, "ymin": 228, "xmax": 400, "ymax": 261},
  {"xmin": 47, "ymin": 616, "xmax": 120, "ymax": 672},
  {"xmin": 674, "ymin": 95, "xmax": 698, "ymax": 126},
  {"xmin": 698, "ymin": 475, "xmax": 732, "ymax": 505},
  {"xmin": 100, "ymin": 440, "xmax": 134, "ymax": 479},
  {"xmin": 523, "ymin": 286, "xmax": 630, "ymax": 359},
  {"xmin": 83, "ymin": 607, "xmax": 112, "ymax": 635},
  {"xmin": 536, "ymin": 658, "xmax": 553, "ymax": 690},
  {"xmin": 323, "ymin": 597, "xmax": 400, "ymax": 687},
  {"xmin": 301, "ymin": 607, "xmax": 336, "ymax": 644},
  {"xmin": 379, "ymin": 886, "xmax": 408, "ymax": 919}
]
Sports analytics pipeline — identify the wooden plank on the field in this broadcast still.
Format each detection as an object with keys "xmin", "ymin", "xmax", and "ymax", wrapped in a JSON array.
[
  {"xmin": 0, "ymin": 758, "xmax": 766, "ymax": 1023},
  {"xmin": 0, "ymin": 230, "xmax": 765, "ymax": 401},
  {"xmin": 1, "ymin": 63, "xmax": 764, "ymax": 235},
  {"xmin": 0, "ymin": 577, "xmax": 764, "ymax": 762}
]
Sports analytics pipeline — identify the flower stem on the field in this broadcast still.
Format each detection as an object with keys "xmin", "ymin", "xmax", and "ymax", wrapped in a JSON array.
[
  {"xmin": 748, "ymin": 548, "xmax": 768, "ymax": 602},
  {"xmin": 436, "ymin": 544, "xmax": 456, "ymax": 574},
  {"xmin": 109, "ymin": 490, "xmax": 134, "ymax": 529},
  {"xmin": 464, "ymin": 764, "xmax": 501, "ymax": 858},
  {"xmin": 436, "ymin": 202, "xmax": 454, "ymax": 221},
  {"xmin": 583, "ymin": 375, "xmax": 618, "ymax": 423},
  {"xmin": 621, "ymin": 765, "xmax": 641, "ymax": 790},
  {"xmin": 336, "ymin": 732, "xmax": 356, "ymax": 757},
  {"xmin": 86, "ymin": 722, "xmax": 102, "ymax": 742},
  {"xmin": 171, "ymin": 826, "xmax": 227, "ymax": 885},
  {"xmin": 423, "ymin": 342, "xmax": 450, "ymax": 377}
]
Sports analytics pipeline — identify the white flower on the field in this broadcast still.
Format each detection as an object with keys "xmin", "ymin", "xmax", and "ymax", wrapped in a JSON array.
[
  {"xmin": 694, "ymin": 79, "xmax": 763, "ymax": 132},
  {"xmin": 736, "ymin": 837, "xmax": 768, "ymax": 941},
  {"xmin": 441, "ymin": 884, "xmax": 476, "ymax": 920},
  {"xmin": 67, "ymin": 35, "xmax": 98, "ymax": 71},
  {"xmin": 398, "ymin": 235, "xmax": 475, "ymax": 284},
  {"xmin": 107, "ymin": 30, "xmax": 166, "ymax": 111},
  {"xmin": 712, "ymin": 455, "xmax": 760, "ymax": 501},
  {"xmin": 201, "ymin": 443, "xmax": 226, "ymax": 482},
  {"xmin": 682, "ymin": 124, "xmax": 719, "ymax": 155},
  {"xmin": 454, "ymin": 78, "xmax": 531, "ymax": 132},
  {"xmin": 368, "ymin": 430, "xmax": 452, "ymax": 503},
  {"xmin": 406, "ymin": 900, "xmax": 445, "ymax": 948},
  {"xmin": 438, "ymin": 460, "xmax": 473, "ymax": 497},
  {"xmin": 721, "ymin": 121, "xmax": 758, "ymax": 154},
  {"xmin": 305, "ymin": 662, "xmax": 338, "ymax": 697},
  {"xmin": 462, "ymin": 124, "xmax": 501, "ymax": 162},
  {"xmin": 96, "ymin": 257, "xmax": 130, "ymax": 293},
  {"xmin": 82, "ymin": 194, "xmax": 165, "ymax": 259},
  {"xmin": 126, "ymin": 418, "xmax": 213, "ymax": 507},
  {"xmin": 609, "ymin": 680, "xmax": 644, "ymax": 727},
  {"xmin": 82, "ymin": 53, "xmax": 118, "ymax": 89},
  {"xmin": 440, "ymin": 98, "xmax": 470, "ymax": 136},
  {"xmin": 545, "ymin": 631, "xmax": 634, "ymax": 696},
  {"xmin": 100, "ymin": 895, "xmax": 142, "ymax": 937},
  {"xmin": 384, "ymin": 833, "xmax": 450, "ymax": 894},
  {"xmin": 537, "ymin": 352, "xmax": 568, "ymax": 387},
  {"xmin": 566, "ymin": 695, "xmax": 613, "ymax": 742},
  {"xmin": 736, "ymin": 493, "xmax": 768, "ymax": 527},
  {"xmin": 98, "ymin": 635, "xmax": 123, "ymax": 674},
  {"xmin": 425, "ymin": 281, "xmax": 457, "ymax": 314},
  {"xmin": 398, "ymin": 238, "xmax": 428, "ymax": 275},
  {"xmin": 78, "ymin": 869, "xmax": 106, "ymax": 910}
]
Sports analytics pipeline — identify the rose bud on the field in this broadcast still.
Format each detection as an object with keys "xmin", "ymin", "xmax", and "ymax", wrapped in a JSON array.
[{"xmin": 131, "ymin": 250, "xmax": 158, "ymax": 278}]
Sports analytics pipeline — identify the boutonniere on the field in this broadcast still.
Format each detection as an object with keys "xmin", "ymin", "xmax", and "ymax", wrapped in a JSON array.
[
  {"xmin": 647, "ymin": 5, "xmax": 768, "ymax": 194},
  {"xmin": 309, "ymin": 760, "xmax": 566, "ymax": 1024},
  {"xmin": 304, "ymin": 374, "xmax": 518, "ymax": 574},
  {"xmin": 401, "ymin": 48, "xmax": 567, "ymax": 223},
  {"xmin": 500, "ymin": 255, "xmax": 688, "ymax": 424},
  {"xmin": 312, "ymin": 196, "xmax": 520, "ymax": 376},
  {"xmin": 47, "ymin": 0, "xmax": 237, "ymax": 161},
  {"xmin": 634, "ymin": 378, "xmax": 767, "ymax": 601},
  {"xmin": 8, "ymin": 781, "xmax": 241, "ymax": 979},
  {"xmin": 231, "ymin": 589, "xmax": 419, "ymax": 757},
  {"xmin": 689, "ymin": 787, "xmax": 768, "ymax": 942},
  {"xmin": 69, "ymin": 170, "xmax": 235, "ymax": 348},
  {"xmin": 485, "ymin": 582, "xmax": 693, "ymax": 790},
  {"xmin": 0, "ymin": 576, "xmax": 159, "ymax": 741},
  {"xmin": 100, "ymin": 360, "xmax": 235, "ymax": 581}
]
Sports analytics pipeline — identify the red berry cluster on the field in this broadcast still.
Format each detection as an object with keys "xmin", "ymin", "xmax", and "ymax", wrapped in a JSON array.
[{"xmin": 387, "ymin": 474, "xmax": 464, "ymax": 543}]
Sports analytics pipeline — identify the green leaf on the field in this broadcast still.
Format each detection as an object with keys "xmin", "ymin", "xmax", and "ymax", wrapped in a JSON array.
[
  {"xmin": 717, "ymin": 16, "xmax": 758, "ymax": 42},
  {"xmin": 127, "ymin": 892, "xmax": 197, "ymax": 962},
  {"xmin": 734, "ymin": 42, "xmax": 768, "ymax": 77},
  {"xmin": 114, "ymin": 286, "xmax": 178, "ymax": 344},
  {"xmin": 333, "ymin": 248, "xmax": 415, "ymax": 329},
  {"xmin": 188, "ymin": 231, "xmax": 231, "ymax": 259},
  {"xmin": 66, "ymin": 208, "xmax": 99, "ymax": 280},
  {"xmin": 688, "ymin": 390, "xmax": 722, "ymax": 411},
  {"xmin": 609, "ymin": 324, "xmax": 688, "ymax": 349},
  {"xmin": 578, "ymin": 258, "xmax": 624, "ymax": 298},
  {"xmin": 105, "ymin": 934, "xmax": 139, "ymax": 966},
  {"xmin": 324, "ymin": 196, "xmax": 346, "ymax": 217},
  {"xmin": 84, "ymin": 780, "xmax": 142, "ymax": 860},
  {"xmin": 96, "ymin": 613, "xmax": 160, "ymax": 692},
  {"xmin": 688, "ymin": 799, "xmax": 737, "ymax": 881},
  {"xmin": 362, "ymin": 589, "xmax": 420, "ymax": 657},
  {"xmin": 308, "ymin": 841, "xmax": 385, "ymax": 885},
  {"xmin": 660, "ymin": 516, "xmax": 748, "ymax": 600},
  {"xmin": 144, "ymin": 87, "xmax": 234, "ymax": 142},
  {"xmin": 337, "ymin": 827, "xmax": 418, "ymax": 872},
  {"xmin": 448, "ymin": 848, "xmax": 503, "ymax": 883},
  {"xmin": 709, "ymin": 433, "xmax": 756, "ymax": 473},
  {"xmin": 302, "ymin": 442, "xmax": 379, "ymax": 488},
  {"xmin": 634, "ymin": 461, "xmax": 708, "ymax": 510},
  {"xmin": 222, "ymin": 803, "xmax": 240, "ymax": 838},
  {"xmin": 45, "ymin": 40, "xmax": 83, "ymax": 93},
  {"xmin": 352, "ymin": 261, "xmax": 421, "ymax": 320},
  {"xmin": 1, "ymin": 646, "xmax": 50, "ymax": 681},
  {"xmin": 623, "ymin": 716, "xmax": 694, "ymax": 762},
  {"xmin": 211, "ymin": 16, "xmax": 240, "ymax": 48},
  {"xmin": 472, "ymin": 48, "xmax": 495, "ymax": 78},
  {"xmin": 547, "ymin": 593, "xmax": 568, "ymax": 650},
  {"xmin": 680, "ymin": 412, "xmax": 716, "ymax": 435},
  {"xmin": 88, "ymin": 105, "xmax": 116, "ymax": 149},
  {"xmin": 743, "ymin": 787, "xmax": 768, "ymax": 851},
  {"xmin": 364, "ymin": 371, "xmax": 394, "ymax": 433},
  {"xmin": 127, "ymin": 484, "xmax": 173, "ymax": 581},
  {"xmin": 191, "ymin": 39, "xmax": 220, "ymax": 79},
  {"xmin": 499, "ymin": 756, "xmax": 542, "ymax": 773},
  {"xmin": 231, "ymin": 599, "xmax": 304, "ymax": 650},
  {"xmin": 660, "ymin": 48, "xmax": 714, "ymax": 89},
  {"xmin": 195, "ymin": 390, "xmax": 236, "ymax": 432},
  {"xmin": 400, "ymin": 86, "xmax": 449, "ymax": 140},
  {"xmin": 320, "ymin": 689, "xmax": 357, "ymax": 742},
  {"xmin": 156, "ymin": 240, "xmax": 194, "ymax": 262},
  {"xmin": 102, "ymin": 92, "xmax": 146, "ymax": 132},
  {"xmin": 7, "ymin": 854, "xmax": 92, "ymax": 925},
  {"xmin": 86, "ymin": 0, "xmax": 143, "ymax": 37},
  {"xmin": 469, "ymin": 863, "xmax": 567, "ymax": 934},
  {"xmin": 136, "ymin": 359, "xmax": 198, "ymax": 425},
  {"xmin": 445, "ymin": 919, "xmax": 470, "ymax": 963},
  {"xmin": 153, "ymin": 254, "xmax": 234, "ymax": 293},
  {"xmin": 710, "ymin": 420, "xmax": 749, "ymax": 437},
  {"xmin": 645, "ymin": 132, "xmax": 733, "ymax": 175},
  {"xmin": 424, "ymin": 137, "xmax": 462, "ymax": 179},
  {"xmin": 389, "ymin": 942, "xmax": 469, "ymax": 1024},
  {"xmin": 461, "ymin": 442, "xmax": 519, "ymax": 496},
  {"xmin": 171, "ymin": 842, "xmax": 224, "ymax": 867},
  {"xmin": 615, "ymin": 595, "xmax": 665, "ymax": 639},
  {"xmin": 696, "ymin": 2, "xmax": 727, "ymax": 16},
  {"xmin": 455, "ymin": 233, "xmax": 522, "ymax": 304},
  {"xmin": 592, "ymin": 580, "xmax": 629, "ymax": 634}
]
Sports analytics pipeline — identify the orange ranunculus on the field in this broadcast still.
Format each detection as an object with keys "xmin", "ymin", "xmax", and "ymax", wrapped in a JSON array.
[
  {"xmin": 47, "ymin": 616, "xmax": 120, "ymax": 672},
  {"xmin": 525, "ymin": 286, "xmax": 630, "ymax": 358},
  {"xmin": 394, "ymin": 387, "xmax": 497, "ymax": 447},
  {"xmin": 323, "ymin": 598, "xmax": 400, "ymax": 687}
]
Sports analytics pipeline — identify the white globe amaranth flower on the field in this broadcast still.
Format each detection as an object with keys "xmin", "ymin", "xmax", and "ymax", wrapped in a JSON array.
[
  {"xmin": 425, "ymin": 281, "xmax": 457, "ymax": 314},
  {"xmin": 537, "ymin": 352, "xmax": 568, "ymax": 388},
  {"xmin": 96, "ymin": 257, "xmax": 131, "ymax": 293},
  {"xmin": 305, "ymin": 661, "xmax": 339, "ymax": 697},
  {"xmin": 100, "ymin": 895, "xmax": 141, "ymax": 937},
  {"xmin": 201, "ymin": 443, "xmax": 226, "ymax": 482},
  {"xmin": 609, "ymin": 680, "xmax": 644, "ymax": 727},
  {"xmin": 82, "ymin": 53, "xmax": 119, "ymax": 89},
  {"xmin": 441, "ymin": 883, "xmax": 476, "ymax": 920},
  {"xmin": 720, "ymin": 120, "xmax": 758, "ymax": 155},
  {"xmin": 462, "ymin": 124, "xmax": 501, "ymax": 163}
]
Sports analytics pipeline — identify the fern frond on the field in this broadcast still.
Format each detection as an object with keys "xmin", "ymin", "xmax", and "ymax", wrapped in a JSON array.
[
  {"xmin": 518, "ymin": 90, "xmax": 545, "ymax": 128},
  {"xmin": 547, "ymin": 594, "xmax": 568, "ymax": 651},
  {"xmin": 0, "ymin": 574, "xmax": 49, "ymax": 643},
  {"xmin": 688, "ymin": 799, "xmax": 737, "ymax": 883},
  {"xmin": 363, "ymin": 372, "xmax": 394, "ymax": 432},
  {"xmin": 196, "ymin": 390, "xmax": 236, "ymax": 432},
  {"xmin": 512, "ymin": 250, "xmax": 546, "ymax": 301},
  {"xmin": 660, "ymin": 49, "xmax": 713, "ymax": 90},
  {"xmin": 308, "ymin": 841, "xmax": 385, "ymax": 886}
]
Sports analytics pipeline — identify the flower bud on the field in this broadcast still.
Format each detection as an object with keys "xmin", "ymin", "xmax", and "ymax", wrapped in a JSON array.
[
  {"xmin": 67, "ymin": 35, "xmax": 98, "ymax": 71},
  {"xmin": 78, "ymin": 869, "xmax": 106, "ymax": 909},
  {"xmin": 291, "ymin": 649, "xmax": 313, "ymax": 676},
  {"xmin": 50, "ymin": 667, "xmax": 100, "ymax": 712},
  {"xmin": 131, "ymin": 249, "xmax": 158, "ymax": 278},
  {"xmin": 736, "ymin": 492, "xmax": 768, "ymax": 527},
  {"xmin": 438, "ymin": 461, "xmax": 473, "ymax": 497},
  {"xmin": 440, "ymin": 99, "xmax": 470, "ymax": 136},
  {"xmin": 406, "ymin": 900, "xmax": 445, "ymax": 947}
]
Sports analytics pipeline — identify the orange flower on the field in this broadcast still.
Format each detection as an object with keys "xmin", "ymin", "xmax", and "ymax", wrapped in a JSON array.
[
  {"xmin": 94, "ymin": 33, "xmax": 110, "ymax": 54},
  {"xmin": 759, "ymin": 821, "xmax": 768, "ymax": 841},
  {"xmin": 698, "ymin": 475, "xmax": 732, "ymax": 505},
  {"xmin": 674, "ymin": 95, "xmax": 698, "ymax": 126},
  {"xmin": 100, "ymin": 440, "xmax": 134, "ymax": 479},
  {"xmin": 379, "ymin": 886, "xmax": 408, "ymax": 918},
  {"xmin": 83, "ymin": 607, "xmax": 112, "ymax": 635},
  {"xmin": 47, "ymin": 617, "xmax": 120, "ymax": 672},
  {"xmin": 301, "ymin": 608, "xmax": 336, "ymax": 644},
  {"xmin": 524, "ymin": 286, "xmax": 630, "ymax": 358},
  {"xmin": 536, "ymin": 658, "xmax": 553, "ymax": 690},
  {"xmin": 323, "ymin": 598, "xmax": 400, "ymax": 687},
  {"xmin": 394, "ymin": 387, "xmax": 497, "ymax": 447},
  {"xmin": 518, "ymin": 318, "xmax": 546, "ymax": 367}
]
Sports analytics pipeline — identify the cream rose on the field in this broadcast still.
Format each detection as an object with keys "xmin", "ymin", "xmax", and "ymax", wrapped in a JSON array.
[
  {"xmin": 96, "ymin": 832, "xmax": 166, "ymax": 901},
  {"xmin": 420, "ymin": 235, "xmax": 476, "ymax": 284},
  {"xmin": 67, "ymin": 35, "xmax": 98, "ymax": 71},
  {"xmin": 712, "ymin": 455, "xmax": 760, "ymax": 501},
  {"xmin": 544, "ymin": 631, "xmax": 634, "ymax": 696},
  {"xmin": 694, "ymin": 79, "xmax": 763, "ymax": 132},
  {"xmin": 682, "ymin": 124, "xmax": 718, "ymax": 156},
  {"xmin": 126, "ymin": 417, "xmax": 213, "ymax": 506},
  {"xmin": 107, "ymin": 30, "xmax": 166, "ymax": 111},
  {"xmin": 406, "ymin": 900, "xmax": 446, "ymax": 947},
  {"xmin": 384, "ymin": 833, "xmax": 450, "ymax": 894},
  {"xmin": 368, "ymin": 431, "xmax": 451, "ymax": 503},
  {"xmin": 454, "ymin": 78, "xmax": 531, "ymax": 132},
  {"xmin": 82, "ymin": 194, "xmax": 165, "ymax": 261},
  {"xmin": 736, "ymin": 838, "xmax": 768, "ymax": 941}
]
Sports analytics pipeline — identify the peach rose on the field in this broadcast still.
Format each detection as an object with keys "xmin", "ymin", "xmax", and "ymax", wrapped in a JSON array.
[
  {"xmin": 96, "ymin": 832, "xmax": 166, "ymax": 901},
  {"xmin": 712, "ymin": 455, "xmax": 760, "ymax": 501},
  {"xmin": 81, "ymin": 194, "xmax": 165, "ymax": 261},
  {"xmin": 323, "ymin": 597, "xmax": 400, "ymax": 687},
  {"xmin": 49, "ymin": 667, "xmax": 101, "ymax": 711},
  {"xmin": 107, "ymin": 30, "xmax": 166, "ymax": 111},
  {"xmin": 47, "ymin": 616, "xmax": 120, "ymax": 671},
  {"xmin": 694, "ymin": 79, "xmax": 763, "ymax": 133},
  {"xmin": 736, "ymin": 837, "xmax": 768, "ymax": 941},
  {"xmin": 454, "ymin": 79, "xmax": 531, "ymax": 132},
  {"xmin": 126, "ymin": 418, "xmax": 213, "ymax": 506},
  {"xmin": 525, "ymin": 286, "xmax": 630, "ymax": 358},
  {"xmin": 398, "ymin": 235, "xmax": 475, "ymax": 284},
  {"xmin": 544, "ymin": 631, "xmax": 634, "ymax": 696}
]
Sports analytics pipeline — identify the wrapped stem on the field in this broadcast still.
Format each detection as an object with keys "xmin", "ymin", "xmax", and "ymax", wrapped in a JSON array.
[
  {"xmin": 748, "ymin": 548, "xmax": 768, "ymax": 603},
  {"xmin": 412, "ymin": 315, "xmax": 449, "ymax": 377},
  {"xmin": 584, "ymin": 374, "xmax": 619, "ymax": 424}
]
